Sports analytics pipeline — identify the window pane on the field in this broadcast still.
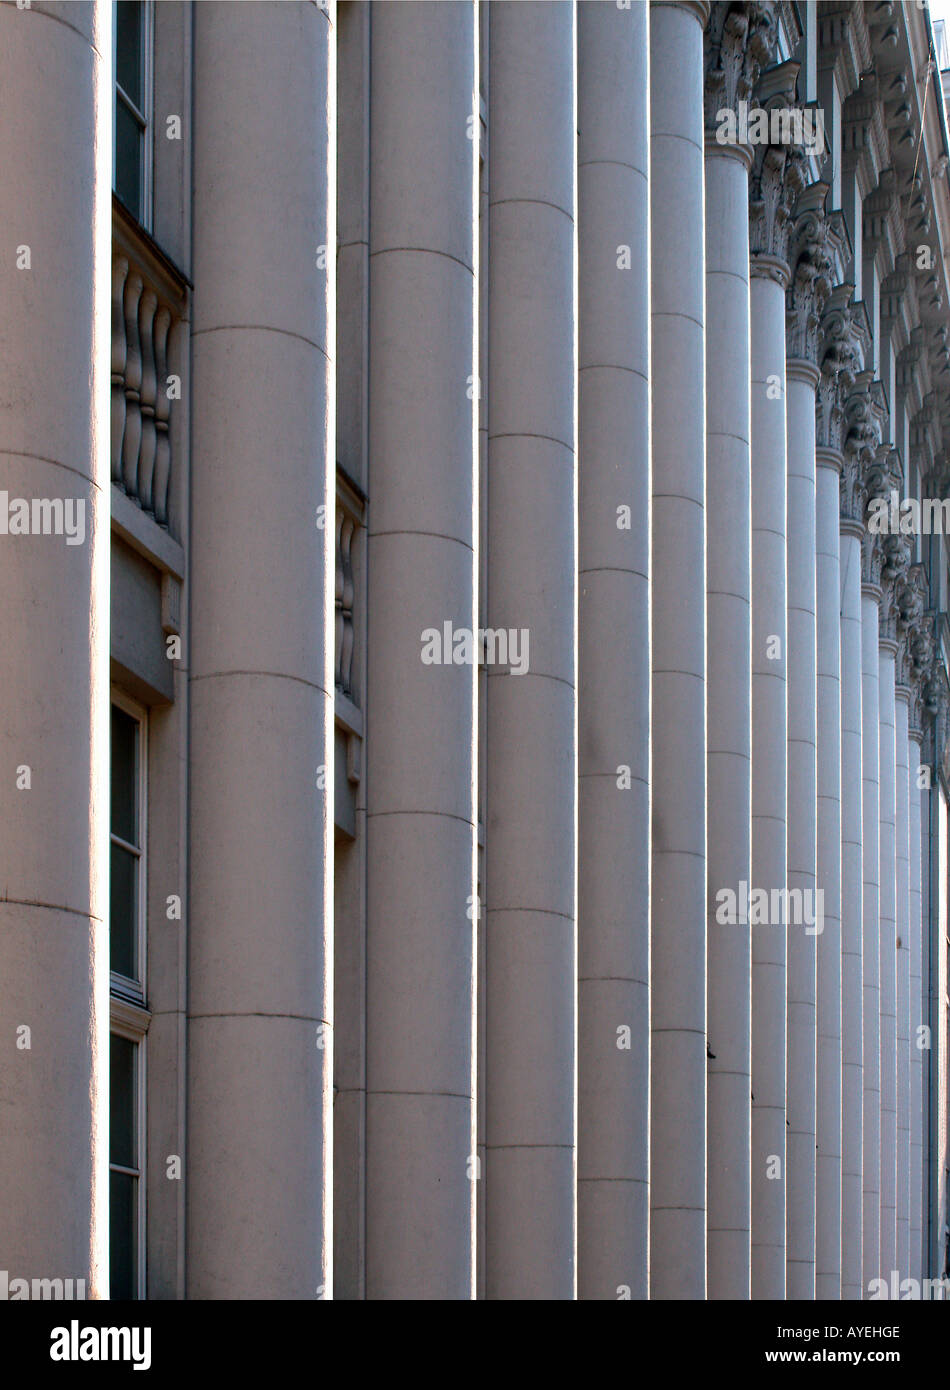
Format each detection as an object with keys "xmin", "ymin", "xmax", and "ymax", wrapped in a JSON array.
[
  {"xmin": 111, "ymin": 705, "xmax": 138, "ymax": 844},
  {"xmin": 110, "ymin": 842, "xmax": 138, "ymax": 980},
  {"xmin": 109, "ymin": 1169, "xmax": 137, "ymax": 1299},
  {"xmin": 116, "ymin": 1, "xmax": 143, "ymax": 107},
  {"xmin": 110, "ymin": 1034, "xmax": 137, "ymax": 1169},
  {"xmin": 114, "ymin": 98, "xmax": 143, "ymax": 221}
]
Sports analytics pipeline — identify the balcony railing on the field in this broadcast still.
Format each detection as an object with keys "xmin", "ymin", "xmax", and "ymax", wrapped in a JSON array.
[{"xmin": 112, "ymin": 201, "xmax": 188, "ymax": 528}]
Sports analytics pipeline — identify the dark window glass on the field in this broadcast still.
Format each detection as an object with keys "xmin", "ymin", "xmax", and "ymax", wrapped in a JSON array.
[
  {"xmin": 111, "ymin": 706, "xmax": 137, "ymax": 844},
  {"xmin": 109, "ymin": 1169, "xmax": 137, "ymax": 1299},
  {"xmin": 116, "ymin": 1, "xmax": 142, "ymax": 106},
  {"xmin": 110, "ymin": 1034, "xmax": 137, "ymax": 1169},
  {"xmin": 110, "ymin": 843, "xmax": 137, "ymax": 979},
  {"xmin": 114, "ymin": 101, "xmax": 143, "ymax": 218}
]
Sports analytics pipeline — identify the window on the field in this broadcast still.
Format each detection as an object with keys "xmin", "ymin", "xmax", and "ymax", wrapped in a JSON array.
[
  {"xmin": 110, "ymin": 694, "xmax": 149, "ymax": 1298},
  {"xmin": 114, "ymin": 1, "xmax": 153, "ymax": 227}
]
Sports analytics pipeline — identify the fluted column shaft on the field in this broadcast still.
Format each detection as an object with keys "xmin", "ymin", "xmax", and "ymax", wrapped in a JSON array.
[
  {"xmin": 0, "ymin": 0, "xmax": 111, "ymax": 1293},
  {"xmin": 786, "ymin": 360, "xmax": 819, "ymax": 1300},
  {"xmin": 649, "ymin": 0, "xmax": 707, "ymax": 1300},
  {"xmin": 577, "ymin": 0, "xmax": 650, "ymax": 1301},
  {"xmin": 839, "ymin": 523, "xmax": 865, "ymax": 1298},
  {"xmin": 750, "ymin": 262, "xmax": 788, "ymax": 1300},
  {"xmin": 895, "ymin": 689, "xmax": 911, "ymax": 1280},
  {"xmin": 363, "ymin": 0, "xmax": 478, "ymax": 1300},
  {"xmin": 705, "ymin": 135, "xmax": 752, "ymax": 1303},
  {"xmin": 908, "ymin": 728, "xmax": 924, "ymax": 1280},
  {"xmin": 861, "ymin": 583, "xmax": 881, "ymax": 1292},
  {"xmin": 486, "ymin": 0, "xmax": 577, "ymax": 1299},
  {"xmin": 878, "ymin": 641, "xmax": 898, "ymax": 1283},
  {"xmin": 816, "ymin": 451, "xmax": 843, "ymax": 1300}
]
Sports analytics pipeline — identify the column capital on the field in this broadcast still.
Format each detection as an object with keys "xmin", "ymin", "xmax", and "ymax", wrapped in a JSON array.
[
  {"xmin": 704, "ymin": 1, "xmax": 776, "ymax": 160},
  {"xmin": 818, "ymin": 285, "xmax": 865, "ymax": 458},
  {"xmin": 840, "ymin": 370, "xmax": 887, "ymax": 529},
  {"xmin": 749, "ymin": 61, "xmax": 808, "ymax": 280},
  {"xmin": 786, "ymin": 182, "xmax": 849, "ymax": 365},
  {"xmin": 880, "ymin": 535, "xmax": 910, "ymax": 647}
]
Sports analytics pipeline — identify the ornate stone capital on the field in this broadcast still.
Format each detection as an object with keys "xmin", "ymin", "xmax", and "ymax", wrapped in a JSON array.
[
  {"xmin": 879, "ymin": 534, "xmax": 910, "ymax": 646},
  {"xmin": 841, "ymin": 371, "xmax": 887, "ymax": 529},
  {"xmin": 749, "ymin": 61, "xmax": 808, "ymax": 279},
  {"xmin": 786, "ymin": 182, "xmax": 848, "ymax": 365},
  {"xmin": 818, "ymin": 284, "xmax": 864, "ymax": 458},
  {"xmin": 704, "ymin": 2, "xmax": 777, "ymax": 148}
]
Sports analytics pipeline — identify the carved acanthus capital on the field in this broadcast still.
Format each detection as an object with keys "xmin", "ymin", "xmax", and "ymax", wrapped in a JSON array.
[
  {"xmin": 704, "ymin": 2, "xmax": 777, "ymax": 140},
  {"xmin": 749, "ymin": 62, "xmax": 808, "ymax": 279},
  {"xmin": 861, "ymin": 528, "xmax": 884, "ymax": 591},
  {"xmin": 786, "ymin": 183, "xmax": 848, "ymax": 365},
  {"xmin": 818, "ymin": 284, "xmax": 864, "ymax": 457},
  {"xmin": 898, "ymin": 564, "xmax": 931, "ymax": 710},
  {"xmin": 879, "ymin": 534, "xmax": 910, "ymax": 644}
]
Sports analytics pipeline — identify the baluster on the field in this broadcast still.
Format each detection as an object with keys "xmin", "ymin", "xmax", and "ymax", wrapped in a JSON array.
[
  {"xmin": 121, "ymin": 271, "xmax": 144, "ymax": 498},
  {"xmin": 152, "ymin": 308, "xmax": 173, "ymax": 525},
  {"xmin": 111, "ymin": 257, "xmax": 129, "ymax": 483},
  {"xmin": 137, "ymin": 289, "xmax": 158, "ymax": 511}
]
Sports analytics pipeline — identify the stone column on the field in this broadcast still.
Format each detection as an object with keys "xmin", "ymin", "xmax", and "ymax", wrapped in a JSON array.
[
  {"xmin": 0, "ymin": 0, "xmax": 110, "ymax": 1294},
  {"xmin": 784, "ymin": 184, "xmax": 842, "ymax": 1302},
  {"xmin": 188, "ymin": 0, "xmax": 335, "ymax": 1298},
  {"xmin": 908, "ymin": 711, "xmax": 925, "ymax": 1281},
  {"xmin": 895, "ymin": 674, "xmax": 911, "ymax": 1282},
  {"xmin": 748, "ymin": 68, "xmax": 802, "ymax": 1301},
  {"xmin": 814, "ymin": 288, "xmax": 861, "ymax": 1301},
  {"xmin": 486, "ymin": 0, "xmax": 576, "ymax": 1300},
  {"xmin": 839, "ymin": 494, "xmax": 865, "ymax": 1300},
  {"xmin": 361, "ymin": 0, "xmax": 478, "ymax": 1300},
  {"xmin": 861, "ymin": 530, "xmax": 883, "ymax": 1294},
  {"xmin": 702, "ymin": 1, "xmax": 773, "ymax": 1303},
  {"xmin": 648, "ymin": 0, "xmax": 708, "ymax": 1301},
  {"xmin": 577, "ymin": 0, "xmax": 650, "ymax": 1301},
  {"xmin": 878, "ymin": 573, "xmax": 899, "ymax": 1286}
]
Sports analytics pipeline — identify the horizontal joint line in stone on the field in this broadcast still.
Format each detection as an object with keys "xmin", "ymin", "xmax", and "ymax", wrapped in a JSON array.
[
  {"xmin": 191, "ymin": 324, "xmax": 330, "ymax": 361},
  {"xmin": 22, "ymin": 5, "xmax": 104, "ymax": 61},
  {"xmin": 367, "ymin": 1090, "xmax": 472, "ymax": 1100},
  {"xmin": 578, "ymin": 771, "xmax": 648, "ymax": 785},
  {"xmin": 577, "ymin": 158, "xmax": 647, "ymax": 182},
  {"xmin": 190, "ymin": 670, "xmax": 332, "ymax": 700},
  {"xmin": 652, "ymin": 131, "xmax": 703, "ymax": 155},
  {"xmin": 579, "ymin": 364, "xmax": 648, "ymax": 383},
  {"xmin": 368, "ymin": 528, "xmax": 474, "ymax": 554},
  {"xmin": 366, "ymin": 810, "xmax": 475, "ymax": 829},
  {"xmin": 578, "ymin": 566, "xmax": 648, "ymax": 582},
  {"xmin": 485, "ymin": 1143, "xmax": 574, "ymax": 1151},
  {"xmin": 653, "ymin": 493, "xmax": 702, "ymax": 510},
  {"xmin": 188, "ymin": 1012, "xmax": 330, "ymax": 1023},
  {"xmin": 652, "ymin": 1027, "xmax": 706, "ymax": 1036},
  {"xmin": 578, "ymin": 975, "xmax": 649, "ymax": 985},
  {"xmin": 0, "ymin": 449, "xmax": 103, "ymax": 493},
  {"xmin": 707, "ymin": 587, "xmax": 751, "ymax": 604},
  {"xmin": 488, "ymin": 431, "xmax": 574, "ymax": 454},
  {"xmin": 0, "ymin": 897, "xmax": 101, "ymax": 923},
  {"xmin": 486, "ymin": 670, "xmax": 575, "ymax": 692},
  {"xmin": 709, "ymin": 748, "xmax": 751, "ymax": 762},
  {"xmin": 368, "ymin": 246, "xmax": 474, "ymax": 277},
  {"xmin": 652, "ymin": 309, "xmax": 704, "ymax": 331},
  {"xmin": 486, "ymin": 907, "xmax": 575, "ymax": 923},
  {"xmin": 577, "ymin": 1176, "xmax": 649, "ymax": 1185},
  {"xmin": 707, "ymin": 268, "xmax": 749, "ymax": 290},
  {"xmin": 488, "ymin": 197, "xmax": 573, "ymax": 223},
  {"xmin": 708, "ymin": 428, "xmax": 751, "ymax": 447}
]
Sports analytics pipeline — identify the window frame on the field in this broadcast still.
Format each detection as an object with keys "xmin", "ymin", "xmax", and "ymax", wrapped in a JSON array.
[
  {"xmin": 109, "ymin": 688, "xmax": 150, "ymax": 1300},
  {"xmin": 112, "ymin": 0, "xmax": 155, "ymax": 231},
  {"xmin": 110, "ymin": 689, "xmax": 148, "ymax": 1003}
]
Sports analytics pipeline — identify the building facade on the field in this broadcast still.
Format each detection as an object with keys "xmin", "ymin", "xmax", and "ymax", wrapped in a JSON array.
[{"xmin": 0, "ymin": 0, "xmax": 949, "ymax": 1301}]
